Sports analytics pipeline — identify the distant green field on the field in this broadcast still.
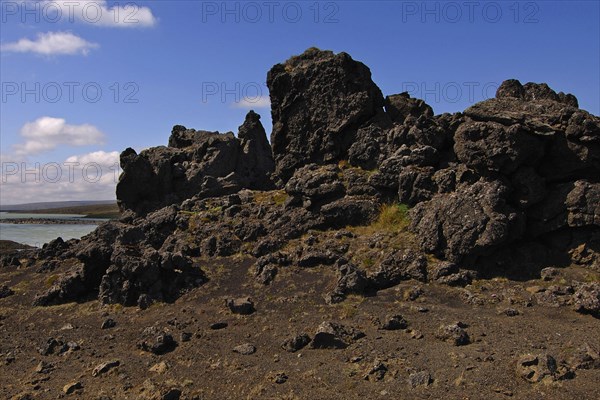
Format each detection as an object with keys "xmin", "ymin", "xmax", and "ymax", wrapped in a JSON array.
[{"xmin": 25, "ymin": 203, "xmax": 121, "ymax": 219}]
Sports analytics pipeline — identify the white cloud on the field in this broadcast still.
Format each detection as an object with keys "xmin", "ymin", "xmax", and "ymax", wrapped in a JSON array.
[
  {"xmin": 232, "ymin": 96, "xmax": 271, "ymax": 109},
  {"xmin": 0, "ymin": 151, "xmax": 120, "ymax": 204},
  {"xmin": 39, "ymin": 1, "xmax": 157, "ymax": 28},
  {"xmin": 1, "ymin": 31, "xmax": 98, "ymax": 55},
  {"xmin": 65, "ymin": 150, "xmax": 119, "ymax": 166},
  {"xmin": 15, "ymin": 116, "xmax": 105, "ymax": 156}
]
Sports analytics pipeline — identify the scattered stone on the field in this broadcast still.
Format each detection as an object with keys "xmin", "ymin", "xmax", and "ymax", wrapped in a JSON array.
[
  {"xmin": 137, "ymin": 294, "xmax": 154, "ymax": 310},
  {"xmin": 408, "ymin": 371, "xmax": 432, "ymax": 388},
  {"xmin": 180, "ymin": 332, "xmax": 192, "ymax": 342},
  {"xmin": 403, "ymin": 286, "xmax": 423, "ymax": 301},
  {"xmin": 364, "ymin": 361, "xmax": 387, "ymax": 381},
  {"xmin": 502, "ymin": 308, "xmax": 520, "ymax": 317},
  {"xmin": 273, "ymin": 372, "xmax": 288, "ymax": 384},
  {"xmin": 140, "ymin": 379, "xmax": 182, "ymax": 400},
  {"xmin": 66, "ymin": 341, "xmax": 80, "ymax": 352},
  {"xmin": 233, "ymin": 343, "xmax": 256, "ymax": 355},
  {"xmin": 149, "ymin": 361, "xmax": 169, "ymax": 374},
  {"xmin": 437, "ymin": 270, "xmax": 477, "ymax": 287},
  {"xmin": 39, "ymin": 338, "xmax": 68, "ymax": 356},
  {"xmin": 311, "ymin": 321, "xmax": 365, "ymax": 349},
  {"xmin": 101, "ymin": 318, "xmax": 116, "ymax": 330},
  {"xmin": 92, "ymin": 360, "xmax": 120, "ymax": 377},
  {"xmin": 10, "ymin": 393, "xmax": 35, "ymax": 400},
  {"xmin": 4, "ymin": 352, "xmax": 15, "ymax": 365},
  {"xmin": 330, "ymin": 262, "xmax": 369, "ymax": 301},
  {"xmin": 572, "ymin": 283, "xmax": 600, "ymax": 317},
  {"xmin": 408, "ymin": 329, "xmax": 424, "ymax": 340},
  {"xmin": 35, "ymin": 361, "xmax": 54, "ymax": 374},
  {"xmin": 540, "ymin": 267, "xmax": 560, "ymax": 281},
  {"xmin": 526, "ymin": 286, "xmax": 546, "ymax": 294},
  {"xmin": 436, "ymin": 323, "xmax": 470, "ymax": 346},
  {"xmin": 0, "ymin": 285, "xmax": 14, "ymax": 299},
  {"xmin": 379, "ymin": 315, "xmax": 408, "ymax": 330},
  {"xmin": 63, "ymin": 381, "xmax": 82, "ymax": 394},
  {"xmin": 209, "ymin": 322, "xmax": 228, "ymax": 330},
  {"xmin": 281, "ymin": 333, "xmax": 312, "ymax": 353},
  {"xmin": 568, "ymin": 343, "xmax": 600, "ymax": 370},
  {"xmin": 516, "ymin": 353, "xmax": 557, "ymax": 383},
  {"xmin": 137, "ymin": 330, "xmax": 177, "ymax": 355},
  {"xmin": 226, "ymin": 297, "xmax": 255, "ymax": 315},
  {"xmin": 0, "ymin": 254, "xmax": 21, "ymax": 268},
  {"xmin": 162, "ymin": 388, "xmax": 182, "ymax": 400}
]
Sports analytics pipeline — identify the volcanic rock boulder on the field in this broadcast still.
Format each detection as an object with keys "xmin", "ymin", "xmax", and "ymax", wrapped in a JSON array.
[
  {"xmin": 98, "ymin": 246, "xmax": 206, "ymax": 307},
  {"xmin": 454, "ymin": 121, "xmax": 545, "ymax": 175},
  {"xmin": 367, "ymin": 249, "xmax": 428, "ymax": 289},
  {"xmin": 33, "ymin": 221, "xmax": 122, "ymax": 306},
  {"xmin": 409, "ymin": 79, "xmax": 600, "ymax": 268},
  {"xmin": 117, "ymin": 111, "xmax": 274, "ymax": 215},
  {"xmin": 463, "ymin": 86, "xmax": 600, "ymax": 182},
  {"xmin": 385, "ymin": 92, "xmax": 434, "ymax": 124},
  {"xmin": 515, "ymin": 353, "xmax": 558, "ymax": 383},
  {"xmin": 528, "ymin": 181, "xmax": 600, "ymax": 237},
  {"xmin": 267, "ymin": 47, "xmax": 386, "ymax": 181},
  {"xmin": 285, "ymin": 164, "xmax": 345, "ymax": 206},
  {"xmin": 410, "ymin": 180, "xmax": 524, "ymax": 264},
  {"xmin": 281, "ymin": 333, "xmax": 312, "ymax": 353},
  {"xmin": 310, "ymin": 321, "xmax": 365, "ymax": 349}
]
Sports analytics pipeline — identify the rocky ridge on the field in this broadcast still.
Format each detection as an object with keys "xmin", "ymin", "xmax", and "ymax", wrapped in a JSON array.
[{"xmin": 3, "ymin": 48, "xmax": 598, "ymax": 314}]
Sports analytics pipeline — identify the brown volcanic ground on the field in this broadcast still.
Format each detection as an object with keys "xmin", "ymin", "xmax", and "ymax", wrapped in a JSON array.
[{"xmin": 1, "ymin": 223, "xmax": 599, "ymax": 400}]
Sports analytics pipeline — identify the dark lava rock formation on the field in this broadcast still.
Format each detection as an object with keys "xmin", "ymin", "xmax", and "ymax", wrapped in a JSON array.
[
  {"xmin": 28, "ymin": 48, "xmax": 600, "ymax": 308},
  {"xmin": 267, "ymin": 47, "xmax": 387, "ymax": 181},
  {"xmin": 116, "ymin": 110, "xmax": 275, "ymax": 215}
]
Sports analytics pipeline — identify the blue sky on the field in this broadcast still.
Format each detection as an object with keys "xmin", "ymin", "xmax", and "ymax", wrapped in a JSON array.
[{"xmin": 0, "ymin": 0, "xmax": 599, "ymax": 204}]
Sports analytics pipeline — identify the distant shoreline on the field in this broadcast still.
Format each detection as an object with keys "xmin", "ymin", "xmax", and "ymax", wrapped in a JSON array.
[
  {"xmin": 0, "ymin": 203, "xmax": 120, "ymax": 220},
  {"xmin": 0, "ymin": 217, "xmax": 105, "ymax": 225}
]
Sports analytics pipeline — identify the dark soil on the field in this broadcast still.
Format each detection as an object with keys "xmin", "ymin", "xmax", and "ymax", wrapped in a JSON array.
[{"xmin": 1, "ymin": 248, "xmax": 599, "ymax": 400}]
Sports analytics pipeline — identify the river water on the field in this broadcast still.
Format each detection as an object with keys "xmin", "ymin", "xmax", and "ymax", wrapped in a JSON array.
[{"xmin": 0, "ymin": 212, "xmax": 102, "ymax": 247}]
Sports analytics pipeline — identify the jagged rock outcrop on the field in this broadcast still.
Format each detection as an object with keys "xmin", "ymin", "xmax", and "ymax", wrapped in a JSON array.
[
  {"xmin": 33, "ymin": 206, "xmax": 208, "ymax": 307},
  {"xmin": 408, "ymin": 80, "xmax": 600, "ymax": 269},
  {"xmin": 117, "ymin": 111, "xmax": 275, "ymax": 215},
  {"xmin": 267, "ymin": 48, "xmax": 387, "ymax": 181},
  {"xmin": 496, "ymin": 79, "xmax": 579, "ymax": 107},
  {"xmin": 235, "ymin": 110, "xmax": 276, "ymax": 190},
  {"xmin": 30, "ymin": 48, "xmax": 600, "ymax": 308}
]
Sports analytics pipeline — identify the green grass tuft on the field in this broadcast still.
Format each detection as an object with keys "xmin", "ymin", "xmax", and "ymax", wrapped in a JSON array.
[{"xmin": 374, "ymin": 203, "xmax": 411, "ymax": 232}]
